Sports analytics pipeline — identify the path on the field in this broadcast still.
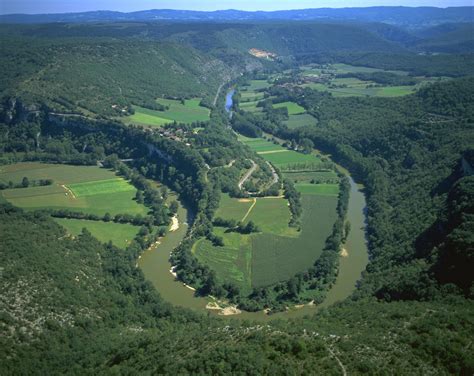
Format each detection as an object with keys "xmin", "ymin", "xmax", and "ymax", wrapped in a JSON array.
[
  {"xmin": 327, "ymin": 346, "xmax": 347, "ymax": 376},
  {"xmin": 266, "ymin": 161, "xmax": 279, "ymax": 186},
  {"xmin": 238, "ymin": 160, "xmax": 257, "ymax": 190},
  {"xmin": 213, "ymin": 82, "xmax": 226, "ymax": 107},
  {"xmin": 241, "ymin": 198, "xmax": 257, "ymax": 222}
]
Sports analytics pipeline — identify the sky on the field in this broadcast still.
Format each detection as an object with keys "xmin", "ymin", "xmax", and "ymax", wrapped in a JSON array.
[{"xmin": 0, "ymin": 0, "xmax": 472, "ymax": 15}]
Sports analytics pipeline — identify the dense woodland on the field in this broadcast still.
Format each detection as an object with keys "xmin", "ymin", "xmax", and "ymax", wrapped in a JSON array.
[{"xmin": 1, "ymin": 13, "xmax": 473, "ymax": 374}]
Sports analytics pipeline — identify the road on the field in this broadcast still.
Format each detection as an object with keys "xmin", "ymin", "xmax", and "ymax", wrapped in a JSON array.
[{"xmin": 238, "ymin": 160, "xmax": 257, "ymax": 190}]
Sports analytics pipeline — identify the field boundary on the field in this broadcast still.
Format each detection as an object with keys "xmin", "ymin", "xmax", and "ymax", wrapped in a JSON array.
[
  {"xmin": 61, "ymin": 184, "xmax": 76, "ymax": 199},
  {"xmin": 241, "ymin": 198, "xmax": 257, "ymax": 222}
]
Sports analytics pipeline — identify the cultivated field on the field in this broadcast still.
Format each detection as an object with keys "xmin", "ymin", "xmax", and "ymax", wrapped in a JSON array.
[
  {"xmin": 125, "ymin": 98, "xmax": 210, "ymax": 127},
  {"xmin": 54, "ymin": 218, "xmax": 140, "ymax": 249},
  {"xmin": 214, "ymin": 194, "xmax": 254, "ymax": 222},
  {"xmin": 0, "ymin": 163, "xmax": 148, "ymax": 216},
  {"xmin": 194, "ymin": 228, "xmax": 252, "ymax": 293},
  {"xmin": 284, "ymin": 113, "xmax": 318, "ymax": 129},
  {"xmin": 239, "ymin": 136, "xmax": 323, "ymax": 170},
  {"xmin": 295, "ymin": 183, "xmax": 340, "ymax": 196},
  {"xmin": 272, "ymin": 101, "xmax": 306, "ymax": 115},
  {"xmin": 251, "ymin": 195, "xmax": 338, "ymax": 287}
]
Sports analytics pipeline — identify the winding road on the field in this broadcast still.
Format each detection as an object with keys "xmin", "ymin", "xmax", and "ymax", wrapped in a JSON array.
[{"xmin": 238, "ymin": 160, "xmax": 257, "ymax": 190}]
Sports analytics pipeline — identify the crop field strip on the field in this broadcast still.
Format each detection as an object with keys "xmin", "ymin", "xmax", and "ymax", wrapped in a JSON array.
[
  {"xmin": 54, "ymin": 218, "xmax": 140, "ymax": 249},
  {"xmin": 126, "ymin": 97, "xmax": 210, "ymax": 127},
  {"xmin": 0, "ymin": 163, "xmax": 148, "ymax": 216},
  {"xmin": 272, "ymin": 101, "xmax": 306, "ymax": 115},
  {"xmin": 67, "ymin": 178, "xmax": 135, "ymax": 197},
  {"xmin": 251, "ymin": 194, "xmax": 338, "ymax": 287}
]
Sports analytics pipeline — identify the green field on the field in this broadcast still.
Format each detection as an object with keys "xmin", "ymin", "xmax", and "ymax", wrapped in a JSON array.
[
  {"xmin": 251, "ymin": 195, "xmax": 338, "ymax": 287},
  {"xmin": 331, "ymin": 63, "xmax": 408, "ymax": 76},
  {"xmin": 214, "ymin": 194, "xmax": 254, "ymax": 222},
  {"xmin": 284, "ymin": 170, "xmax": 339, "ymax": 183},
  {"xmin": 284, "ymin": 113, "xmax": 318, "ymax": 129},
  {"xmin": 273, "ymin": 101, "xmax": 305, "ymax": 115},
  {"xmin": 196, "ymin": 194, "xmax": 337, "ymax": 289},
  {"xmin": 245, "ymin": 80, "xmax": 272, "ymax": 91},
  {"xmin": 295, "ymin": 183, "xmax": 340, "ymax": 196},
  {"xmin": 244, "ymin": 198, "xmax": 297, "ymax": 237},
  {"xmin": 0, "ymin": 163, "xmax": 148, "ymax": 216},
  {"xmin": 125, "ymin": 98, "xmax": 210, "ymax": 127},
  {"xmin": 263, "ymin": 150, "xmax": 320, "ymax": 169},
  {"xmin": 239, "ymin": 100, "xmax": 262, "ymax": 113},
  {"xmin": 54, "ymin": 218, "xmax": 140, "ymax": 249},
  {"xmin": 241, "ymin": 139, "xmax": 285, "ymax": 153},
  {"xmin": 68, "ymin": 178, "xmax": 135, "ymax": 197},
  {"xmin": 194, "ymin": 228, "xmax": 252, "ymax": 292},
  {"xmin": 239, "ymin": 136, "xmax": 322, "ymax": 170}
]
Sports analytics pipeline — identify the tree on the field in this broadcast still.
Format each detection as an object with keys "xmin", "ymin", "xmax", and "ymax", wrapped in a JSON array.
[
  {"xmin": 169, "ymin": 200, "xmax": 179, "ymax": 215},
  {"xmin": 21, "ymin": 177, "xmax": 29, "ymax": 188}
]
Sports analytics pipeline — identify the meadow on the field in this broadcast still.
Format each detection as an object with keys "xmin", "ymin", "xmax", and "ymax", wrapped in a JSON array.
[
  {"xmin": 54, "ymin": 218, "xmax": 140, "ymax": 249},
  {"xmin": 295, "ymin": 183, "xmax": 340, "ymax": 196},
  {"xmin": 125, "ymin": 97, "xmax": 210, "ymax": 127},
  {"xmin": 193, "ymin": 228, "xmax": 252, "ymax": 293},
  {"xmin": 0, "ymin": 163, "xmax": 148, "ymax": 216},
  {"xmin": 251, "ymin": 195, "xmax": 338, "ymax": 287},
  {"xmin": 284, "ymin": 170, "xmax": 339, "ymax": 183},
  {"xmin": 284, "ymin": 113, "xmax": 318, "ymax": 129},
  {"xmin": 272, "ymin": 101, "xmax": 306, "ymax": 115},
  {"xmin": 68, "ymin": 178, "xmax": 135, "ymax": 197},
  {"xmin": 239, "ymin": 136, "xmax": 323, "ymax": 170},
  {"xmin": 214, "ymin": 194, "xmax": 254, "ymax": 222}
]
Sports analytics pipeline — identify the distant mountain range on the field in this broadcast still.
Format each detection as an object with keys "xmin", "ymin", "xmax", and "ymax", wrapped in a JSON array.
[{"xmin": 1, "ymin": 7, "xmax": 473, "ymax": 28}]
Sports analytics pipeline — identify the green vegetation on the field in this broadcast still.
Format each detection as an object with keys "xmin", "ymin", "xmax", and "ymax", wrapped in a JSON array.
[
  {"xmin": 54, "ymin": 218, "xmax": 140, "ymax": 249},
  {"xmin": 68, "ymin": 178, "xmax": 135, "ymax": 197},
  {"xmin": 0, "ymin": 164, "xmax": 147, "ymax": 216},
  {"xmin": 194, "ymin": 228, "xmax": 252, "ymax": 292},
  {"xmin": 295, "ymin": 183, "xmax": 340, "ymax": 196},
  {"xmin": 125, "ymin": 98, "xmax": 210, "ymax": 127},
  {"xmin": 251, "ymin": 195, "xmax": 338, "ymax": 287},
  {"xmin": 284, "ymin": 113, "xmax": 318, "ymax": 129},
  {"xmin": 0, "ymin": 16, "xmax": 473, "ymax": 375},
  {"xmin": 273, "ymin": 101, "xmax": 306, "ymax": 115}
]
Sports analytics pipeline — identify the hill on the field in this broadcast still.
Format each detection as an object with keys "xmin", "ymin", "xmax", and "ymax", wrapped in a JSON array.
[{"xmin": 1, "ymin": 6, "xmax": 473, "ymax": 28}]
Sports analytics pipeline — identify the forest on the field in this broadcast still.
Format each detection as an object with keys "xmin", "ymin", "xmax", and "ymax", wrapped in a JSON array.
[{"xmin": 0, "ymin": 9, "xmax": 473, "ymax": 375}]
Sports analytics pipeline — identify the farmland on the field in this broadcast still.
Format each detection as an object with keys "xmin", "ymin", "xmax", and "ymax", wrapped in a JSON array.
[
  {"xmin": 295, "ymin": 183, "xmax": 340, "ymax": 196},
  {"xmin": 239, "ymin": 136, "xmax": 323, "ymax": 170},
  {"xmin": 251, "ymin": 195, "xmax": 338, "ymax": 287},
  {"xmin": 0, "ymin": 163, "xmax": 148, "ymax": 217},
  {"xmin": 297, "ymin": 63, "xmax": 436, "ymax": 97},
  {"xmin": 284, "ymin": 113, "xmax": 318, "ymax": 129},
  {"xmin": 194, "ymin": 228, "xmax": 253, "ymax": 293},
  {"xmin": 272, "ymin": 101, "xmax": 305, "ymax": 115},
  {"xmin": 54, "ymin": 218, "xmax": 140, "ymax": 249},
  {"xmin": 125, "ymin": 97, "xmax": 210, "ymax": 127}
]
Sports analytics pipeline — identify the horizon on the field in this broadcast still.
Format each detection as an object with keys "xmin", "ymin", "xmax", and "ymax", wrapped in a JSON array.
[{"xmin": 1, "ymin": 1, "xmax": 472, "ymax": 16}]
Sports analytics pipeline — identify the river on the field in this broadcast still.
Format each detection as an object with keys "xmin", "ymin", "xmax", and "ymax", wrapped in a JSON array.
[{"xmin": 138, "ymin": 90, "xmax": 369, "ymax": 321}]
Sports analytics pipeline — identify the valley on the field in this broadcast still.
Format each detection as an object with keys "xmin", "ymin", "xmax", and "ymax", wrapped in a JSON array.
[{"xmin": 0, "ymin": 6, "xmax": 473, "ymax": 374}]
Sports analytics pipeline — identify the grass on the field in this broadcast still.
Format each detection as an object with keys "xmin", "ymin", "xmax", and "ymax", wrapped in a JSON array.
[
  {"xmin": 251, "ymin": 195, "xmax": 338, "ymax": 287},
  {"xmin": 125, "ymin": 97, "xmax": 210, "ymax": 127},
  {"xmin": 331, "ymin": 63, "xmax": 408, "ymax": 76},
  {"xmin": 194, "ymin": 228, "xmax": 252, "ymax": 293},
  {"xmin": 284, "ymin": 113, "xmax": 318, "ymax": 129},
  {"xmin": 273, "ymin": 101, "xmax": 306, "ymax": 115},
  {"xmin": 263, "ymin": 151, "xmax": 320, "ymax": 169},
  {"xmin": 0, "ymin": 163, "xmax": 148, "ymax": 216},
  {"xmin": 215, "ymin": 194, "xmax": 254, "ymax": 222},
  {"xmin": 295, "ymin": 183, "xmax": 340, "ymax": 196},
  {"xmin": 54, "ymin": 218, "xmax": 140, "ymax": 249},
  {"xmin": 244, "ymin": 198, "xmax": 297, "ymax": 237},
  {"xmin": 244, "ymin": 80, "xmax": 272, "ymax": 91},
  {"xmin": 284, "ymin": 170, "xmax": 338, "ymax": 183},
  {"xmin": 68, "ymin": 178, "xmax": 135, "ymax": 197}
]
